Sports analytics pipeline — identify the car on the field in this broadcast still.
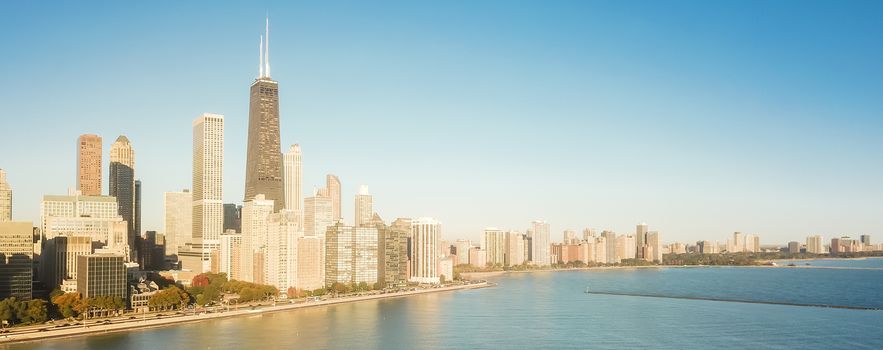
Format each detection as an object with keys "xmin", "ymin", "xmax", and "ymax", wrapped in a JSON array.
[{"xmin": 129, "ymin": 316, "xmax": 137, "ymax": 320}]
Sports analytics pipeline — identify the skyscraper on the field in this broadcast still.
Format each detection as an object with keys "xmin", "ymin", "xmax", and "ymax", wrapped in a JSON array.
[
  {"xmin": 482, "ymin": 228, "xmax": 506, "ymax": 266},
  {"xmin": 806, "ymin": 235, "xmax": 824, "ymax": 254},
  {"xmin": 355, "ymin": 185, "xmax": 373, "ymax": 227},
  {"xmin": 241, "ymin": 195, "xmax": 274, "ymax": 283},
  {"xmin": 530, "ymin": 220, "xmax": 551, "ymax": 266},
  {"xmin": 134, "ymin": 179, "xmax": 141, "ymax": 235},
  {"xmin": 223, "ymin": 203, "xmax": 242, "ymax": 232},
  {"xmin": 0, "ymin": 221, "xmax": 33, "ymax": 300},
  {"xmin": 410, "ymin": 217, "xmax": 441, "ymax": 284},
  {"xmin": 109, "ymin": 136, "xmax": 136, "ymax": 239},
  {"xmin": 193, "ymin": 113, "xmax": 224, "ymax": 273},
  {"xmin": 304, "ymin": 194, "xmax": 333, "ymax": 238},
  {"xmin": 77, "ymin": 253, "xmax": 126, "ymax": 301},
  {"xmin": 244, "ymin": 18, "xmax": 284, "ymax": 211},
  {"xmin": 163, "ymin": 190, "xmax": 192, "ymax": 254},
  {"xmin": 77, "ymin": 134, "xmax": 102, "ymax": 196},
  {"xmin": 0, "ymin": 169, "xmax": 11, "ymax": 221},
  {"xmin": 636, "ymin": 223, "xmax": 648, "ymax": 259},
  {"xmin": 283, "ymin": 144, "xmax": 303, "ymax": 216},
  {"xmin": 327, "ymin": 175, "xmax": 341, "ymax": 222}
]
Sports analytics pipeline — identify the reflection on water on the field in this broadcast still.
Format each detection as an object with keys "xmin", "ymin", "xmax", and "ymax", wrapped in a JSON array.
[{"xmin": 8, "ymin": 265, "xmax": 883, "ymax": 349}]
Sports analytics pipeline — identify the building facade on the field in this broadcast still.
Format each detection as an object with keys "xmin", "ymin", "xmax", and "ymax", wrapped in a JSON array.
[
  {"xmin": 192, "ymin": 113, "xmax": 224, "ymax": 273},
  {"xmin": 304, "ymin": 194, "xmax": 333, "ymax": 238},
  {"xmin": 354, "ymin": 185, "xmax": 373, "ymax": 227},
  {"xmin": 244, "ymin": 22, "xmax": 284, "ymax": 211},
  {"xmin": 326, "ymin": 175, "xmax": 341, "ymax": 222},
  {"xmin": 77, "ymin": 254, "xmax": 127, "ymax": 301},
  {"xmin": 0, "ymin": 169, "xmax": 11, "ymax": 221},
  {"xmin": 77, "ymin": 134, "xmax": 102, "ymax": 196},
  {"xmin": 410, "ymin": 217, "xmax": 441, "ymax": 284},
  {"xmin": 163, "ymin": 190, "xmax": 192, "ymax": 254},
  {"xmin": 0, "ymin": 222, "xmax": 33, "ymax": 300},
  {"xmin": 530, "ymin": 220, "xmax": 551, "ymax": 266}
]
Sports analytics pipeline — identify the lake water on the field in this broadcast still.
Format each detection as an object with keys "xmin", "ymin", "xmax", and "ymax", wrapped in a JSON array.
[{"xmin": 7, "ymin": 259, "xmax": 883, "ymax": 349}]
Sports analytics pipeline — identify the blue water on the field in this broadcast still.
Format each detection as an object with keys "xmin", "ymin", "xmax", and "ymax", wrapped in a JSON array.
[
  {"xmin": 777, "ymin": 257, "xmax": 883, "ymax": 268},
  {"xmin": 6, "ymin": 263, "xmax": 883, "ymax": 349}
]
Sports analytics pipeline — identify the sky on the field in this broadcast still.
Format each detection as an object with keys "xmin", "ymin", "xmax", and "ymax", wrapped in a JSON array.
[{"xmin": 1, "ymin": 0, "xmax": 881, "ymax": 245}]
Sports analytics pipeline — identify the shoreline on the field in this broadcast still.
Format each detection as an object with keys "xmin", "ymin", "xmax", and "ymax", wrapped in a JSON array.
[
  {"xmin": 0, "ymin": 282, "xmax": 492, "ymax": 345},
  {"xmin": 462, "ymin": 258, "xmax": 883, "ymax": 279}
]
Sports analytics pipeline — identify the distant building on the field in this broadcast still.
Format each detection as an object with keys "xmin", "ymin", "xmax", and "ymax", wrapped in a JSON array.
[
  {"xmin": 787, "ymin": 241, "xmax": 800, "ymax": 254},
  {"xmin": 219, "ymin": 231, "xmax": 242, "ymax": 280},
  {"xmin": 0, "ymin": 222, "xmax": 33, "ymax": 300},
  {"xmin": 41, "ymin": 193, "xmax": 129, "ymax": 258},
  {"xmin": 77, "ymin": 253, "xmax": 126, "ymax": 301},
  {"xmin": 454, "ymin": 239, "xmax": 472, "ymax": 266},
  {"xmin": 138, "ymin": 231, "xmax": 165, "ymax": 270},
  {"xmin": 410, "ymin": 218, "xmax": 441, "ymax": 284},
  {"xmin": 163, "ymin": 190, "xmax": 192, "ymax": 254},
  {"xmin": 325, "ymin": 223, "xmax": 353, "ymax": 286},
  {"xmin": 192, "ymin": 113, "xmax": 224, "ymax": 273},
  {"xmin": 530, "ymin": 220, "xmax": 551, "ymax": 266},
  {"xmin": 506, "ymin": 231, "xmax": 526, "ymax": 266},
  {"xmin": 296, "ymin": 236, "xmax": 325, "ymax": 291},
  {"xmin": 469, "ymin": 248, "xmax": 486, "ymax": 268},
  {"xmin": 109, "ymin": 135, "xmax": 136, "ymax": 240},
  {"xmin": 482, "ymin": 228, "xmax": 506, "ymax": 266},
  {"xmin": 304, "ymin": 194, "xmax": 333, "ymax": 238},
  {"xmin": 354, "ymin": 185, "xmax": 373, "ymax": 227},
  {"xmin": 283, "ymin": 145, "xmax": 303, "ymax": 214},
  {"xmin": 223, "ymin": 203, "xmax": 242, "ymax": 233},
  {"xmin": 326, "ymin": 175, "xmax": 341, "ymax": 222},
  {"xmin": 860, "ymin": 235, "xmax": 871, "ymax": 246},
  {"xmin": 806, "ymin": 235, "xmax": 824, "ymax": 254},
  {"xmin": 646, "ymin": 232, "xmax": 663, "ymax": 262},
  {"xmin": 77, "ymin": 134, "xmax": 102, "ymax": 196},
  {"xmin": 264, "ymin": 211, "xmax": 299, "ymax": 292},
  {"xmin": 241, "ymin": 195, "xmax": 274, "ymax": 283},
  {"xmin": 325, "ymin": 222, "xmax": 378, "ymax": 287},
  {"xmin": 0, "ymin": 169, "xmax": 11, "ymax": 221},
  {"xmin": 601, "ymin": 231, "xmax": 618, "ymax": 263},
  {"xmin": 439, "ymin": 257, "xmax": 453, "ymax": 283},
  {"xmin": 636, "ymin": 223, "xmax": 648, "ymax": 259},
  {"xmin": 42, "ymin": 235, "xmax": 91, "ymax": 288},
  {"xmin": 377, "ymin": 217, "xmax": 410, "ymax": 288}
]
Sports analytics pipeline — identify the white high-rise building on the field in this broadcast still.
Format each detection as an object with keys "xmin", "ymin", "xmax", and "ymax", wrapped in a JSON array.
[
  {"xmin": 530, "ymin": 220, "xmax": 551, "ymax": 266},
  {"xmin": 354, "ymin": 185, "xmax": 373, "ymax": 227},
  {"xmin": 241, "ymin": 195, "xmax": 274, "ymax": 283},
  {"xmin": 297, "ymin": 235, "xmax": 325, "ymax": 291},
  {"xmin": 506, "ymin": 231, "xmax": 526, "ymax": 266},
  {"xmin": 807, "ymin": 235, "xmax": 824, "ymax": 254},
  {"xmin": 163, "ymin": 190, "xmax": 192, "ymax": 255},
  {"xmin": 304, "ymin": 194, "xmax": 333, "ymax": 238},
  {"xmin": 283, "ymin": 144, "xmax": 303, "ymax": 227},
  {"xmin": 219, "ymin": 231, "xmax": 242, "ymax": 280},
  {"xmin": 410, "ymin": 217, "xmax": 441, "ymax": 284},
  {"xmin": 192, "ymin": 113, "xmax": 224, "ymax": 273},
  {"xmin": 594, "ymin": 236, "xmax": 607, "ymax": 264},
  {"xmin": 647, "ymin": 231, "xmax": 663, "ymax": 262},
  {"xmin": 482, "ymin": 228, "xmax": 506, "ymax": 266},
  {"xmin": 266, "ymin": 211, "xmax": 300, "ymax": 291},
  {"xmin": 0, "ymin": 169, "xmax": 11, "ymax": 221},
  {"xmin": 41, "ymin": 193, "xmax": 129, "ymax": 258},
  {"xmin": 326, "ymin": 175, "xmax": 341, "ymax": 222}
]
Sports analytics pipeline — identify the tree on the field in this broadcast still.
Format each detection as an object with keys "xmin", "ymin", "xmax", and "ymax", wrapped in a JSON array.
[
  {"xmin": 52, "ymin": 292, "xmax": 88, "ymax": 319},
  {"xmin": 357, "ymin": 282, "xmax": 369, "ymax": 291}
]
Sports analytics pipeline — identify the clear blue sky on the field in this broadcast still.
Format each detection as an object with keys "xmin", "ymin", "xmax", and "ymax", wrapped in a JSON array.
[{"xmin": 1, "ymin": 0, "xmax": 881, "ymax": 245}]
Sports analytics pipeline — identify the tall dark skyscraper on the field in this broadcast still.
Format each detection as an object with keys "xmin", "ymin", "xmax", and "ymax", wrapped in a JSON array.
[
  {"xmin": 223, "ymin": 203, "xmax": 242, "ymax": 232},
  {"xmin": 244, "ymin": 18, "xmax": 284, "ymax": 211}
]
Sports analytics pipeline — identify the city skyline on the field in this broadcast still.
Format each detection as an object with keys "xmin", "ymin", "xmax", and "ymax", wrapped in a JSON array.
[{"xmin": 1, "ymin": 1, "xmax": 882, "ymax": 244}]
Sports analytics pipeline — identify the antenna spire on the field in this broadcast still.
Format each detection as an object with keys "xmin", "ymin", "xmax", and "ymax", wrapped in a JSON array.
[
  {"xmin": 264, "ymin": 16, "xmax": 270, "ymax": 78},
  {"xmin": 259, "ymin": 35, "xmax": 264, "ymax": 78}
]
